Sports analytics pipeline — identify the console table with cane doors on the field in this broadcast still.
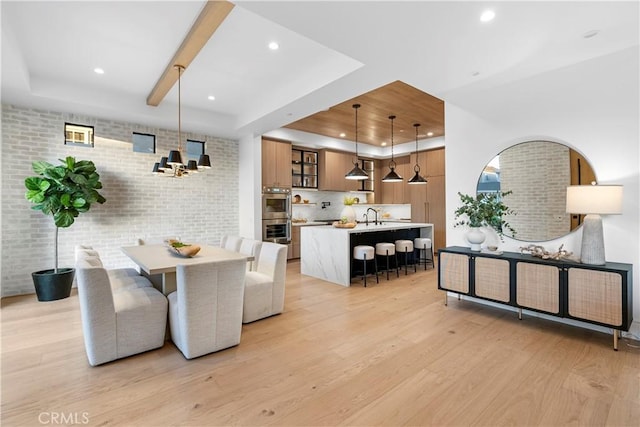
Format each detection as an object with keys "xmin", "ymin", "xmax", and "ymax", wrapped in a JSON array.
[{"xmin": 438, "ymin": 246, "xmax": 633, "ymax": 350}]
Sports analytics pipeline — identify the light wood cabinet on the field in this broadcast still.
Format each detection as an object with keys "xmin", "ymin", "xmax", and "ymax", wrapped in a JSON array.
[
  {"xmin": 438, "ymin": 246, "xmax": 633, "ymax": 350},
  {"xmin": 378, "ymin": 155, "xmax": 410, "ymax": 204},
  {"xmin": 318, "ymin": 150, "xmax": 359, "ymax": 192},
  {"xmin": 425, "ymin": 147, "xmax": 445, "ymax": 176},
  {"xmin": 408, "ymin": 148, "xmax": 445, "ymax": 250},
  {"xmin": 288, "ymin": 226, "xmax": 301, "ymax": 260},
  {"xmin": 262, "ymin": 138, "xmax": 292, "ymax": 188}
]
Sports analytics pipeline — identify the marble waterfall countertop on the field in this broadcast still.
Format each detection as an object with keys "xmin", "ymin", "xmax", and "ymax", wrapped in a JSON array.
[
  {"xmin": 300, "ymin": 222, "xmax": 433, "ymax": 287},
  {"xmin": 309, "ymin": 222, "xmax": 432, "ymax": 233}
]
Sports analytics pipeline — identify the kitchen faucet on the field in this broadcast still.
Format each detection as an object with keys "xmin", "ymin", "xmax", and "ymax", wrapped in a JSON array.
[
  {"xmin": 366, "ymin": 207, "xmax": 379, "ymax": 225},
  {"xmin": 363, "ymin": 213, "xmax": 369, "ymax": 226}
]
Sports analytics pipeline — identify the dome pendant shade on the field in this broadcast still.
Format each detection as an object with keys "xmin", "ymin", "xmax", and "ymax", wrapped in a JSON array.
[
  {"xmin": 345, "ymin": 103, "xmax": 368, "ymax": 180},
  {"xmin": 408, "ymin": 169, "xmax": 428, "ymax": 184},
  {"xmin": 382, "ymin": 167, "xmax": 403, "ymax": 182},
  {"xmin": 346, "ymin": 161, "xmax": 368, "ymax": 180},
  {"xmin": 383, "ymin": 114, "xmax": 402, "ymax": 182},
  {"xmin": 167, "ymin": 150, "xmax": 183, "ymax": 166},
  {"xmin": 198, "ymin": 154, "xmax": 211, "ymax": 169},
  {"xmin": 407, "ymin": 123, "xmax": 427, "ymax": 184}
]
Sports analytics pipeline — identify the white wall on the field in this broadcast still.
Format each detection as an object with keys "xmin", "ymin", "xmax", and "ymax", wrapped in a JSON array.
[
  {"xmin": 1, "ymin": 105, "xmax": 239, "ymax": 296},
  {"xmin": 444, "ymin": 47, "xmax": 639, "ymax": 331},
  {"xmin": 238, "ymin": 134, "xmax": 262, "ymax": 240}
]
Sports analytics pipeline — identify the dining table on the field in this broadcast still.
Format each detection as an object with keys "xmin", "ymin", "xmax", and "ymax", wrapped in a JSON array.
[{"xmin": 121, "ymin": 243, "xmax": 253, "ymax": 295}]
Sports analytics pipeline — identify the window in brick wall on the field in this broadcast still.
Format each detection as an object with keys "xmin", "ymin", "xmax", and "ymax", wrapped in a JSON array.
[
  {"xmin": 64, "ymin": 123, "xmax": 94, "ymax": 147},
  {"xmin": 186, "ymin": 139, "xmax": 205, "ymax": 159},
  {"xmin": 132, "ymin": 132, "xmax": 156, "ymax": 154}
]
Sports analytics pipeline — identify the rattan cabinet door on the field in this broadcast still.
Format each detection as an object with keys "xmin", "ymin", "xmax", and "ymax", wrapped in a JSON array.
[
  {"xmin": 567, "ymin": 268, "xmax": 622, "ymax": 327},
  {"xmin": 475, "ymin": 257, "xmax": 510, "ymax": 302},
  {"xmin": 439, "ymin": 252, "xmax": 469, "ymax": 293},
  {"xmin": 516, "ymin": 262, "xmax": 560, "ymax": 314}
]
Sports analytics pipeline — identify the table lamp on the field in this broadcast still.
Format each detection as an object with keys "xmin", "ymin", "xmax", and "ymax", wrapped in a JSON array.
[{"xmin": 566, "ymin": 183, "xmax": 623, "ymax": 265}]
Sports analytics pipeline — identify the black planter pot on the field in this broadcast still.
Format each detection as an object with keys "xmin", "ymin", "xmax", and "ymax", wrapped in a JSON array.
[{"xmin": 31, "ymin": 268, "xmax": 75, "ymax": 302}]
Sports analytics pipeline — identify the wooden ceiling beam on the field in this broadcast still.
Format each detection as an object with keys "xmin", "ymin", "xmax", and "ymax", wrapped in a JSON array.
[{"xmin": 146, "ymin": 0, "xmax": 235, "ymax": 106}]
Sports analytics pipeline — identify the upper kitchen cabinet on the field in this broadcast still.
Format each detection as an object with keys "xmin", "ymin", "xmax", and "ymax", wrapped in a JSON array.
[
  {"xmin": 318, "ymin": 149, "xmax": 360, "ymax": 192},
  {"xmin": 262, "ymin": 138, "xmax": 292, "ymax": 188},
  {"xmin": 292, "ymin": 148, "xmax": 318, "ymax": 189},
  {"xmin": 378, "ymin": 155, "xmax": 410, "ymax": 204},
  {"xmin": 425, "ymin": 147, "xmax": 445, "ymax": 176}
]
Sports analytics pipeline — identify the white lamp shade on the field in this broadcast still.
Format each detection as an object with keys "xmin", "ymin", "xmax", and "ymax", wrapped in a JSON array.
[{"xmin": 566, "ymin": 185, "xmax": 623, "ymax": 214}]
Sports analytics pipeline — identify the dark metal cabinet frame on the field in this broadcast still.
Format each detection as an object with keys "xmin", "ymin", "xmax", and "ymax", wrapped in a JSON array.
[{"xmin": 438, "ymin": 246, "xmax": 633, "ymax": 350}]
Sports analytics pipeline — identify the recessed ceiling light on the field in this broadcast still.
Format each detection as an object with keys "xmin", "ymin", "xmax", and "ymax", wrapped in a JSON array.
[
  {"xmin": 268, "ymin": 41, "xmax": 279, "ymax": 50},
  {"xmin": 583, "ymin": 29, "xmax": 600, "ymax": 39},
  {"xmin": 93, "ymin": 68, "xmax": 104, "ymax": 75},
  {"xmin": 427, "ymin": 132, "xmax": 434, "ymax": 137},
  {"xmin": 480, "ymin": 10, "xmax": 495, "ymax": 22},
  {"xmin": 381, "ymin": 142, "xmax": 387, "ymax": 146},
  {"xmin": 207, "ymin": 95, "xmax": 215, "ymax": 101},
  {"xmin": 339, "ymin": 132, "xmax": 346, "ymax": 138}
]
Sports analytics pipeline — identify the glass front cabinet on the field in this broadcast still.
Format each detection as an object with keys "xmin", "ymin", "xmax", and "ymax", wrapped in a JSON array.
[{"xmin": 292, "ymin": 148, "xmax": 318, "ymax": 189}]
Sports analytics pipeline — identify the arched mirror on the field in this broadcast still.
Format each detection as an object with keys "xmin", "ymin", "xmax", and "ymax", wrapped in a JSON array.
[{"xmin": 477, "ymin": 140, "xmax": 596, "ymax": 242}]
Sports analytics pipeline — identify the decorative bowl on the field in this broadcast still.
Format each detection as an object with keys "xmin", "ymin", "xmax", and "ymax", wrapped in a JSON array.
[
  {"xmin": 166, "ymin": 241, "xmax": 201, "ymax": 257},
  {"xmin": 332, "ymin": 221, "xmax": 356, "ymax": 229}
]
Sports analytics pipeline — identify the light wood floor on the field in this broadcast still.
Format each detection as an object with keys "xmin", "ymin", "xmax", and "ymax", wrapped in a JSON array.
[{"xmin": 2, "ymin": 260, "xmax": 639, "ymax": 426}]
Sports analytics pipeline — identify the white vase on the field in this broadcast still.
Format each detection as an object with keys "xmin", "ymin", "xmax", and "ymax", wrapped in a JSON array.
[
  {"xmin": 340, "ymin": 205, "xmax": 356, "ymax": 223},
  {"xmin": 466, "ymin": 227, "xmax": 485, "ymax": 251}
]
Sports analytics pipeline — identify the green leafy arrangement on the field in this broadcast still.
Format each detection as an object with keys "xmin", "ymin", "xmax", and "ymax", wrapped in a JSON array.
[
  {"xmin": 25, "ymin": 157, "xmax": 106, "ymax": 272},
  {"xmin": 170, "ymin": 241, "xmax": 191, "ymax": 248},
  {"xmin": 343, "ymin": 196, "xmax": 356, "ymax": 206},
  {"xmin": 25, "ymin": 157, "xmax": 106, "ymax": 228},
  {"xmin": 453, "ymin": 191, "xmax": 516, "ymax": 239}
]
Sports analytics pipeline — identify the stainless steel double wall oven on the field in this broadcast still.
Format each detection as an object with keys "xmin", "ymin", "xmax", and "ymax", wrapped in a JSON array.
[{"xmin": 262, "ymin": 187, "xmax": 291, "ymax": 243}]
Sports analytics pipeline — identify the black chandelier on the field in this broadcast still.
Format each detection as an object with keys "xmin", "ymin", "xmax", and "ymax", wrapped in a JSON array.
[{"xmin": 152, "ymin": 65, "xmax": 211, "ymax": 177}]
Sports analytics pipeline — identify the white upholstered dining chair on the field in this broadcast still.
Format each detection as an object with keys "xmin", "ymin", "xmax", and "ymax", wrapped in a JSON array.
[
  {"xmin": 75, "ymin": 256, "xmax": 168, "ymax": 366},
  {"xmin": 242, "ymin": 242, "xmax": 287, "ymax": 323},
  {"xmin": 168, "ymin": 258, "xmax": 247, "ymax": 359},
  {"xmin": 220, "ymin": 235, "xmax": 242, "ymax": 252},
  {"xmin": 239, "ymin": 238, "xmax": 262, "ymax": 271}
]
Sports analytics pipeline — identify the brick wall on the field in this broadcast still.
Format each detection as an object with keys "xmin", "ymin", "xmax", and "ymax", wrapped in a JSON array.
[
  {"xmin": 1, "ymin": 104, "xmax": 239, "ymax": 296},
  {"xmin": 500, "ymin": 141, "xmax": 570, "ymax": 241}
]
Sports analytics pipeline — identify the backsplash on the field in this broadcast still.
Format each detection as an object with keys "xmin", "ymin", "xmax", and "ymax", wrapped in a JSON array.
[{"xmin": 291, "ymin": 190, "xmax": 411, "ymax": 222}]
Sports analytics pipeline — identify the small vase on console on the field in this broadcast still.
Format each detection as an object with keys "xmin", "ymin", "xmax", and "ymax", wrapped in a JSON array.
[{"xmin": 466, "ymin": 227, "xmax": 486, "ymax": 251}]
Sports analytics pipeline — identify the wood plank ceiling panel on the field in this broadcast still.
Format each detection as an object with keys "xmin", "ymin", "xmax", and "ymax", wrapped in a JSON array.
[{"xmin": 284, "ymin": 81, "xmax": 444, "ymax": 146}]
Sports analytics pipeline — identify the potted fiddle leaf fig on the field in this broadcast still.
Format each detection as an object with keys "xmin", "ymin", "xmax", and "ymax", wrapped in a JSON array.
[
  {"xmin": 24, "ymin": 157, "xmax": 106, "ymax": 301},
  {"xmin": 454, "ymin": 191, "xmax": 516, "ymax": 251}
]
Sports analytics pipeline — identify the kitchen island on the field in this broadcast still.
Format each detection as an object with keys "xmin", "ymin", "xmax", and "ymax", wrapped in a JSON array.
[{"xmin": 300, "ymin": 222, "xmax": 433, "ymax": 286}]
